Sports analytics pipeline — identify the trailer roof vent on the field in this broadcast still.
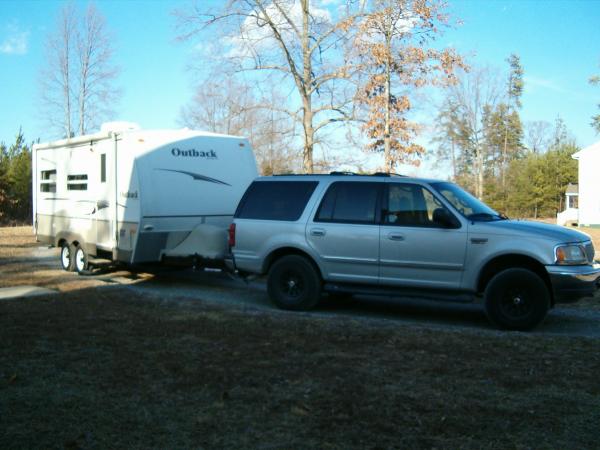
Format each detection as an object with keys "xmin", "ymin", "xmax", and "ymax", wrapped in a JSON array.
[{"xmin": 100, "ymin": 121, "xmax": 141, "ymax": 133}]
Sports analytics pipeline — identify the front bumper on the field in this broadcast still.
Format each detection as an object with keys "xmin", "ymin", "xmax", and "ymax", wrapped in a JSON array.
[{"xmin": 546, "ymin": 263, "xmax": 600, "ymax": 303}]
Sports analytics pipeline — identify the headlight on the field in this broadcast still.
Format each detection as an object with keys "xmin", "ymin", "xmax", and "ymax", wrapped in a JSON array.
[{"xmin": 554, "ymin": 244, "xmax": 588, "ymax": 265}]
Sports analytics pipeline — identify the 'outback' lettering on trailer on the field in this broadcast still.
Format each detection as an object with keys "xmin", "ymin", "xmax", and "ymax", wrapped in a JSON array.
[{"xmin": 171, "ymin": 148, "xmax": 217, "ymax": 158}]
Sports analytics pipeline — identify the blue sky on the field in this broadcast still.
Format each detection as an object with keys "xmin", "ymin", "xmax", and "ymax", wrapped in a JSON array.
[{"xmin": 0, "ymin": 0, "xmax": 599, "ymax": 158}]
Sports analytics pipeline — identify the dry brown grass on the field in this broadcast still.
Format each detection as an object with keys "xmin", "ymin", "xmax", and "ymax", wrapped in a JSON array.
[
  {"xmin": 579, "ymin": 227, "xmax": 600, "ymax": 258},
  {"xmin": 2, "ymin": 289, "xmax": 600, "ymax": 449}
]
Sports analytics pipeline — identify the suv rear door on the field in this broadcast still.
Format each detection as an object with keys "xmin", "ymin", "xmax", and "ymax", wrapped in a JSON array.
[
  {"xmin": 379, "ymin": 182, "xmax": 467, "ymax": 289},
  {"xmin": 307, "ymin": 181, "xmax": 383, "ymax": 284}
]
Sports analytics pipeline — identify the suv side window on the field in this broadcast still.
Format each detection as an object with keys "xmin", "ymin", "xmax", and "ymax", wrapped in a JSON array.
[
  {"xmin": 315, "ymin": 182, "xmax": 381, "ymax": 224},
  {"xmin": 235, "ymin": 181, "xmax": 318, "ymax": 221},
  {"xmin": 385, "ymin": 183, "xmax": 454, "ymax": 228}
]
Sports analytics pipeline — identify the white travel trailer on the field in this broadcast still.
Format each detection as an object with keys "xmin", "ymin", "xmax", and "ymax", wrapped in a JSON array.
[{"xmin": 32, "ymin": 123, "xmax": 258, "ymax": 272}]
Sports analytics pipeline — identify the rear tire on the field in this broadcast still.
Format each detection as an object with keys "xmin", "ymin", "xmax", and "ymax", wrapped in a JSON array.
[
  {"xmin": 60, "ymin": 242, "xmax": 75, "ymax": 272},
  {"xmin": 74, "ymin": 245, "xmax": 89, "ymax": 273},
  {"xmin": 267, "ymin": 255, "xmax": 321, "ymax": 311},
  {"xmin": 484, "ymin": 268, "xmax": 550, "ymax": 331}
]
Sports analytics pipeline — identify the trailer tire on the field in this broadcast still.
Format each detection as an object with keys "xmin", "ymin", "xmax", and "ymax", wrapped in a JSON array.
[
  {"xmin": 60, "ymin": 242, "xmax": 76, "ymax": 272},
  {"xmin": 74, "ymin": 245, "xmax": 89, "ymax": 273}
]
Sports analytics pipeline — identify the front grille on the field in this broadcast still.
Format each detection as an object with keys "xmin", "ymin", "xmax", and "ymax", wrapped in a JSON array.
[{"xmin": 584, "ymin": 242, "xmax": 595, "ymax": 263}]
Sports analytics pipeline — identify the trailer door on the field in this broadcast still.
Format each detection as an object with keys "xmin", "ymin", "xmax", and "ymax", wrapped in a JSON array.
[{"xmin": 94, "ymin": 146, "xmax": 114, "ymax": 251}]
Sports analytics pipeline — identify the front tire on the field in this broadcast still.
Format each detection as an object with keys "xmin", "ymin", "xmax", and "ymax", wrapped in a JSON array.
[
  {"xmin": 74, "ymin": 245, "xmax": 89, "ymax": 273},
  {"xmin": 484, "ymin": 268, "xmax": 550, "ymax": 331},
  {"xmin": 60, "ymin": 242, "xmax": 75, "ymax": 272},
  {"xmin": 267, "ymin": 255, "xmax": 322, "ymax": 311}
]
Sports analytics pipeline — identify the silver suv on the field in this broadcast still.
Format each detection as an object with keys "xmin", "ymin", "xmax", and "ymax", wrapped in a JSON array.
[{"xmin": 227, "ymin": 173, "xmax": 600, "ymax": 330}]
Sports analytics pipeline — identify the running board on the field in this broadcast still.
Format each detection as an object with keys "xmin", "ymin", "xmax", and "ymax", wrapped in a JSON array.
[{"xmin": 323, "ymin": 283, "xmax": 476, "ymax": 304}]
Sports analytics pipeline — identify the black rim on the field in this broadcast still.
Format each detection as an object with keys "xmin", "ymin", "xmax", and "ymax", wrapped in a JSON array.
[
  {"xmin": 499, "ymin": 286, "xmax": 534, "ymax": 319},
  {"xmin": 279, "ymin": 269, "xmax": 304, "ymax": 300}
]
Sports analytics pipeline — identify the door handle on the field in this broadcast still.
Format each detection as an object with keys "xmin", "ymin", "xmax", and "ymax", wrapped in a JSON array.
[
  {"xmin": 310, "ymin": 228, "xmax": 326, "ymax": 237},
  {"xmin": 143, "ymin": 225, "xmax": 154, "ymax": 231},
  {"xmin": 388, "ymin": 233, "xmax": 405, "ymax": 241}
]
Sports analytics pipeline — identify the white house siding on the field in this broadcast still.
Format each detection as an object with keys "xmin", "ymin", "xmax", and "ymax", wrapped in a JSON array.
[{"xmin": 573, "ymin": 142, "xmax": 600, "ymax": 227}]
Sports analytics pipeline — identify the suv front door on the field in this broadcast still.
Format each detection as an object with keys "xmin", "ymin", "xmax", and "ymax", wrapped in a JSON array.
[
  {"xmin": 307, "ymin": 181, "xmax": 382, "ymax": 285},
  {"xmin": 379, "ymin": 182, "xmax": 467, "ymax": 289}
]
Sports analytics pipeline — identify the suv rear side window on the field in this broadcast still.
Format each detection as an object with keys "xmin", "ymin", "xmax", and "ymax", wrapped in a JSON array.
[
  {"xmin": 235, "ymin": 181, "xmax": 318, "ymax": 221},
  {"xmin": 315, "ymin": 182, "xmax": 381, "ymax": 224}
]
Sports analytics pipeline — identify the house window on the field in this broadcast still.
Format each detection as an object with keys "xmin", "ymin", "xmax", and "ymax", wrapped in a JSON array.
[
  {"xmin": 569, "ymin": 196, "xmax": 578, "ymax": 209},
  {"xmin": 100, "ymin": 154, "xmax": 106, "ymax": 183},
  {"xmin": 40, "ymin": 170, "xmax": 57, "ymax": 193},
  {"xmin": 67, "ymin": 174, "xmax": 88, "ymax": 191}
]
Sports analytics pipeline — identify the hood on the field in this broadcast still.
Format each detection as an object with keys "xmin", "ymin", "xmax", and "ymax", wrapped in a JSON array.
[{"xmin": 470, "ymin": 219, "xmax": 591, "ymax": 243}]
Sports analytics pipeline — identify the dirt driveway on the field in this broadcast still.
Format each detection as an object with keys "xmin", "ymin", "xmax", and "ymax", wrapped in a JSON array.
[{"xmin": 2, "ymin": 226, "xmax": 599, "ymax": 337}]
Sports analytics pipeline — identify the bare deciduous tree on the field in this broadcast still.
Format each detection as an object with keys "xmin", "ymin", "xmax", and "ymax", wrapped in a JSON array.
[
  {"xmin": 525, "ymin": 120, "xmax": 551, "ymax": 153},
  {"xmin": 180, "ymin": 76, "xmax": 300, "ymax": 174},
  {"xmin": 437, "ymin": 67, "xmax": 502, "ymax": 198},
  {"xmin": 176, "ymin": 0, "xmax": 361, "ymax": 173},
  {"xmin": 40, "ymin": 2, "xmax": 119, "ymax": 138},
  {"xmin": 76, "ymin": 3, "xmax": 119, "ymax": 136}
]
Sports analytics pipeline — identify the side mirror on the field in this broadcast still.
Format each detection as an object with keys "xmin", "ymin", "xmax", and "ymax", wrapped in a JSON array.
[{"xmin": 433, "ymin": 208, "xmax": 458, "ymax": 228}]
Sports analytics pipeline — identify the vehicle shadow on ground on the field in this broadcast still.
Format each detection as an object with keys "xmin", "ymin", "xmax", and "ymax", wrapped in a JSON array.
[{"xmin": 317, "ymin": 294, "xmax": 491, "ymax": 331}]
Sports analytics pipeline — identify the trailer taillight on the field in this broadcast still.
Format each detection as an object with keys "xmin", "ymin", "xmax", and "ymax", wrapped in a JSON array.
[{"xmin": 228, "ymin": 223, "xmax": 236, "ymax": 247}]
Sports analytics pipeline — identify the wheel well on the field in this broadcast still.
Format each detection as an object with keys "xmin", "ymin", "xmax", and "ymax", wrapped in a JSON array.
[
  {"xmin": 263, "ymin": 247, "xmax": 322, "ymax": 278},
  {"xmin": 58, "ymin": 238, "xmax": 80, "ymax": 248},
  {"xmin": 477, "ymin": 254, "xmax": 554, "ymax": 305}
]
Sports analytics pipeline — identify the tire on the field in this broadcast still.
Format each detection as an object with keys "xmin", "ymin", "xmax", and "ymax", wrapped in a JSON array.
[
  {"xmin": 267, "ymin": 255, "xmax": 322, "ymax": 311},
  {"xmin": 484, "ymin": 268, "xmax": 550, "ymax": 331},
  {"xmin": 74, "ymin": 245, "xmax": 89, "ymax": 273},
  {"xmin": 60, "ymin": 242, "xmax": 75, "ymax": 271}
]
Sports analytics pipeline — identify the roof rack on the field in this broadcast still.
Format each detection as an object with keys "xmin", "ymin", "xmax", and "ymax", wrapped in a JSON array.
[
  {"xmin": 329, "ymin": 171, "xmax": 407, "ymax": 177},
  {"xmin": 272, "ymin": 172, "xmax": 407, "ymax": 177}
]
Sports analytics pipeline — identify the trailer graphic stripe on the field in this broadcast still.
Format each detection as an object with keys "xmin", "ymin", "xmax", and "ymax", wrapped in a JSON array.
[{"xmin": 155, "ymin": 169, "xmax": 231, "ymax": 186}]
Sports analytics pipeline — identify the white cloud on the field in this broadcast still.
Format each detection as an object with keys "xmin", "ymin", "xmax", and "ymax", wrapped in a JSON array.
[
  {"xmin": 0, "ymin": 22, "xmax": 29, "ymax": 55},
  {"xmin": 524, "ymin": 75, "xmax": 567, "ymax": 94},
  {"xmin": 223, "ymin": 2, "xmax": 332, "ymax": 59}
]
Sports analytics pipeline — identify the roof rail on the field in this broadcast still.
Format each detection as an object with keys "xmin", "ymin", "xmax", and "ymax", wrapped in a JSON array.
[{"xmin": 271, "ymin": 171, "xmax": 408, "ymax": 177}]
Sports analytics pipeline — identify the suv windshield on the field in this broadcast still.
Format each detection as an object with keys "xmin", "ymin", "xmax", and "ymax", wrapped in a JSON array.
[{"xmin": 431, "ymin": 182, "xmax": 504, "ymax": 221}]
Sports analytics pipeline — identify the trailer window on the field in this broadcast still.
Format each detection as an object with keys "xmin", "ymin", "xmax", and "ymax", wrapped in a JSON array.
[
  {"xmin": 67, "ymin": 174, "xmax": 88, "ymax": 191},
  {"xmin": 40, "ymin": 170, "xmax": 57, "ymax": 193},
  {"xmin": 100, "ymin": 154, "xmax": 106, "ymax": 183}
]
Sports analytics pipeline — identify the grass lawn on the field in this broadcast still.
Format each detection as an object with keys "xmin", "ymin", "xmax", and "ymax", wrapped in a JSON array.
[
  {"xmin": 1, "ymin": 289, "xmax": 600, "ymax": 449},
  {"xmin": 1, "ymin": 225, "xmax": 599, "ymax": 449}
]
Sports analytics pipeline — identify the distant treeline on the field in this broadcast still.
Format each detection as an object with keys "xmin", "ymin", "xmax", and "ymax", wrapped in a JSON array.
[{"xmin": 0, "ymin": 129, "xmax": 32, "ymax": 225}]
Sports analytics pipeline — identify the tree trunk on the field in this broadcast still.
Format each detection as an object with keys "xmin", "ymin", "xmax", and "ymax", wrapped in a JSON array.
[
  {"xmin": 476, "ymin": 145, "xmax": 484, "ymax": 199},
  {"xmin": 78, "ymin": 82, "xmax": 85, "ymax": 136},
  {"xmin": 301, "ymin": 0, "xmax": 313, "ymax": 173},
  {"xmin": 384, "ymin": 30, "xmax": 392, "ymax": 171},
  {"xmin": 64, "ymin": 41, "xmax": 71, "ymax": 138}
]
